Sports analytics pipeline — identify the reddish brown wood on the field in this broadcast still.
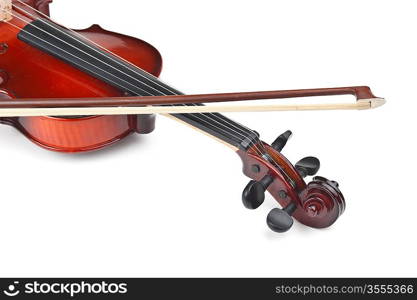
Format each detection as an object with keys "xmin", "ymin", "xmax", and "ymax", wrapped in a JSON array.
[
  {"xmin": 0, "ymin": 2, "xmax": 378, "ymax": 153},
  {"xmin": 0, "ymin": 86, "xmax": 377, "ymax": 108},
  {"xmin": 1, "ymin": 0, "xmax": 349, "ymax": 232},
  {"xmin": 238, "ymin": 142, "xmax": 345, "ymax": 229},
  {"xmin": 0, "ymin": 5, "xmax": 161, "ymax": 152}
]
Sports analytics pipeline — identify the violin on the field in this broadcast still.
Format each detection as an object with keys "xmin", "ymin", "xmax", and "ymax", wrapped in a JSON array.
[{"xmin": 0, "ymin": 0, "xmax": 385, "ymax": 233}]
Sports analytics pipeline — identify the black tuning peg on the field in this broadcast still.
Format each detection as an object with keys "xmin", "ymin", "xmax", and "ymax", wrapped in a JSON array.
[
  {"xmin": 267, "ymin": 202, "xmax": 297, "ymax": 233},
  {"xmin": 242, "ymin": 175, "xmax": 274, "ymax": 209},
  {"xmin": 271, "ymin": 130, "xmax": 292, "ymax": 152},
  {"xmin": 295, "ymin": 156, "xmax": 320, "ymax": 178}
]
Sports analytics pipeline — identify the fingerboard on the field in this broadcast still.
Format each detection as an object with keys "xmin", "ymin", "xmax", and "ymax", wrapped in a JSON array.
[{"xmin": 18, "ymin": 18, "xmax": 259, "ymax": 149}]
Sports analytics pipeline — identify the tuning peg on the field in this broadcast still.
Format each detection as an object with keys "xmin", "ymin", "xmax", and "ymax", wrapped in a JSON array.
[
  {"xmin": 267, "ymin": 202, "xmax": 297, "ymax": 233},
  {"xmin": 242, "ymin": 175, "xmax": 274, "ymax": 209},
  {"xmin": 271, "ymin": 130, "xmax": 292, "ymax": 152},
  {"xmin": 295, "ymin": 156, "xmax": 320, "ymax": 178}
]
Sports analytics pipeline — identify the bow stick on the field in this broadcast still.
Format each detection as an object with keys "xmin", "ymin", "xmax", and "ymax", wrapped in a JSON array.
[{"xmin": 0, "ymin": 86, "xmax": 385, "ymax": 117}]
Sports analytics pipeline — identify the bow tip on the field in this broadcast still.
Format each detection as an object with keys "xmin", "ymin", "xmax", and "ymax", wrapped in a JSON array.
[{"xmin": 370, "ymin": 97, "xmax": 386, "ymax": 109}]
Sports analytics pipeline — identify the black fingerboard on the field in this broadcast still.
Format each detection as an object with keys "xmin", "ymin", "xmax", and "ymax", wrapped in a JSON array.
[{"xmin": 18, "ymin": 18, "xmax": 259, "ymax": 149}]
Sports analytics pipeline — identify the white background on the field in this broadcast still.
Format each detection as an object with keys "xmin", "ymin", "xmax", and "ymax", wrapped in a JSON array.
[{"xmin": 0, "ymin": 0, "xmax": 416, "ymax": 277}]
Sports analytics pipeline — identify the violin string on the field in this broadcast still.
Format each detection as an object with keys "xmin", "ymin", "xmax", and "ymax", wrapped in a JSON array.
[
  {"xmin": 12, "ymin": 2, "xmax": 260, "ymax": 140},
  {"xmin": 5, "ymin": 3, "xmax": 268, "ymax": 158},
  {"xmin": 15, "ymin": 0, "xmax": 174, "ymax": 94},
  {"xmin": 14, "ymin": 2, "xmax": 294, "ymax": 186},
  {"xmin": 12, "ymin": 1, "xmax": 265, "ymax": 150},
  {"xmin": 3, "ymin": 19, "xmax": 152, "ymax": 97},
  {"xmin": 8, "ymin": 11, "xmax": 155, "ymax": 95},
  {"xmin": 4, "ymin": 14, "xmax": 267, "ymax": 158},
  {"xmin": 12, "ymin": 4, "xmax": 267, "ymax": 157},
  {"xmin": 4, "ymin": 12, "xmax": 287, "ymax": 186}
]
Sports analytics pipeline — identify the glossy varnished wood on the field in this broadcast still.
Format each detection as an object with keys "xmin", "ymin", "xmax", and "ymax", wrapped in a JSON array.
[
  {"xmin": 0, "ymin": 4, "xmax": 162, "ymax": 151},
  {"xmin": 0, "ymin": 0, "xmax": 349, "ymax": 232},
  {"xmin": 0, "ymin": 86, "xmax": 380, "ymax": 108},
  {"xmin": 238, "ymin": 142, "xmax": 345, "ymax": 228}
]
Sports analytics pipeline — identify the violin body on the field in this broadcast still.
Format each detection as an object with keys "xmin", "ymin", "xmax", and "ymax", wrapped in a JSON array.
[
  {"xmin": 0, "ymin": 0, "xmax": 379, "ymax": 234},
  {"xmin": 0, "ymin": 0, "xmax": 159, "ymax": 152}
]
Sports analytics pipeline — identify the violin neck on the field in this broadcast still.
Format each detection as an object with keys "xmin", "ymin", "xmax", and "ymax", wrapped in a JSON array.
[{"xmin": 18, "ymin": 18, "xmax": 259, "ymax": 150}]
